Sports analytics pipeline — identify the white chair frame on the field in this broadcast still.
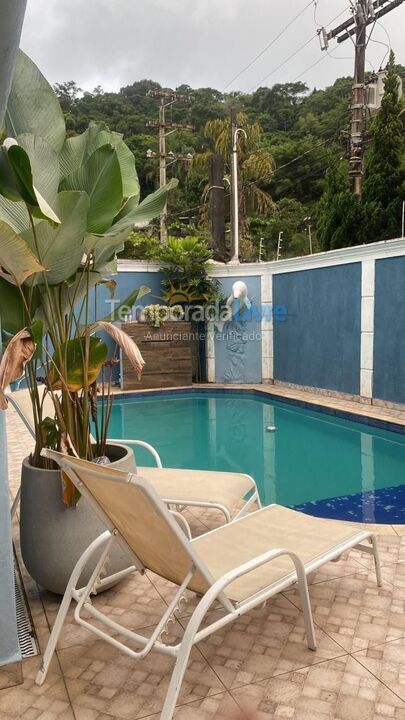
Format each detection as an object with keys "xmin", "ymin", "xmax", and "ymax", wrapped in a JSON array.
[
  {"xmin": 7, "ymin": 388, "xmax": 261, "ymax": 524},
  {"xmin": 36, "ymin": 450, "xmax": 382, "ymax": 720}
]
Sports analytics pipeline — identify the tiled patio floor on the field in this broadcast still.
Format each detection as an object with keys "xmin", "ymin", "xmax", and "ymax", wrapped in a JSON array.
[{"xmin": 3, "ymin": 402, "xmax": 405, "ymax": 720}]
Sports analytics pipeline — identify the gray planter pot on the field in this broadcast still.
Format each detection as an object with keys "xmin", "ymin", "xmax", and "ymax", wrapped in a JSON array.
[{"xmin": 20, "ymin": 444, "xmax": 136, "ymax": 595}]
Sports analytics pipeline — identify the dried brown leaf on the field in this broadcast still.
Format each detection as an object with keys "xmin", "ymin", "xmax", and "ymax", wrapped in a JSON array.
[
  {"xmin": 97, "ymin": 321, "xmax": 145, "ymax": 380},
  {"xmin": 0, "ymin": 329, "xmax": 36, "ymax": 408}
]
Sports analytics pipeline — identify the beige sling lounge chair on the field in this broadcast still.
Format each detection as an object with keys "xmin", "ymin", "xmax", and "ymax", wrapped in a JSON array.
[
  {"xmin": 36, "ymin": 450, "xmax": 382, "ymax": 720},
  {"xmin": 7, "ymin": 387, "xmax": 260, "ymax": 524}
]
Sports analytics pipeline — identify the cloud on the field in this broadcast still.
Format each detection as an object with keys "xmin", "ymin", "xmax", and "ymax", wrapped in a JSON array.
[{"xmin": 21, "ymin": 0, "xmax": 405, "ymax": 93}]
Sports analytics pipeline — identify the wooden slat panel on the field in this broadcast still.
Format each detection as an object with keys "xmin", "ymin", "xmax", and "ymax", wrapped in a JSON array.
[{"xmin": 121, "ymin": 322, "xmax": 193, "ymax": 389}]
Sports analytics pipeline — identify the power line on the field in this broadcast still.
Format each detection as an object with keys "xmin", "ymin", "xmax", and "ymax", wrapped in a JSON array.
[
  {"xmin": 222, "ymin": 0, "xmax": 314, "ymax": 91},
  {"xmin": 167, "ymin": 119, "xmax": 350, "ymax": 219},
  {"xmin": 292, "ymin": 52, "xmax": 328, "ymax": 82},
  {"xmin": 248, "ymin": 6, "xmax": 351, "ymax": 93},
  {"xmin": 248, "ymin": 34, "xmax": 318, "ymax": 93}
]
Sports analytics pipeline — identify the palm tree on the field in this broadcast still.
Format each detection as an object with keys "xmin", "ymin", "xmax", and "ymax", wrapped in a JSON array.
[{"xmin": 192, "ymin": 112, "xmax": 275, "ymax": 239}]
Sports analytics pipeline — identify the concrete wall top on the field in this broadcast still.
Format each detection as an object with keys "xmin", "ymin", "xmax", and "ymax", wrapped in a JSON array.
[{"xmin": 118, "ymin": 237, "xmax": 405, "ymax": 278}]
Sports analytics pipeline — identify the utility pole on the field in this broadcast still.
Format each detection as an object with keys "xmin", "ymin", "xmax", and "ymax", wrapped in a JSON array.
[
  {"xmin": 208, "ymin": 153, "xmax": 226, "ymax": 260},
  {"xmin": 147, "ymin": 90, "xmax": 193, "ymax": 242},
  {"xmin": 230, "ymin": 107, "xmax": 247, "ymax": 263},
  {"xmin": 319, "ymin": 0, "xmax": 404, "ymax": 198},
  {"xmin": 230, "ymin": 107, "xmax": 238, "ymax": 262}
]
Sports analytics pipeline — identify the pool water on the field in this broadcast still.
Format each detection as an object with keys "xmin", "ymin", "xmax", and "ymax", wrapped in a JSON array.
[{"xmin": 108, "ymin": 391, "xmax": 405, "ymax": 523}]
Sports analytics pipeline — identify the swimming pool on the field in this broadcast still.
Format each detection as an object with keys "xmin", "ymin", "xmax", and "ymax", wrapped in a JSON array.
[{"xmin": 108, "ymin": 390, "xmax": 405, "ymax": 524}]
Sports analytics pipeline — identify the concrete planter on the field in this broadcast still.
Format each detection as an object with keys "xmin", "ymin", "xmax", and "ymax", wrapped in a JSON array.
[{"xmin": 20, "ymin": 445, "xmax": 135, "ymax": 595}]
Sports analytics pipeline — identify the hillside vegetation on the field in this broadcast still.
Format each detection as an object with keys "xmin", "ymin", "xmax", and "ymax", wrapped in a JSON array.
[{"xmin": 55, "ymin": 62, "xmax": 405, "ymax": 260}]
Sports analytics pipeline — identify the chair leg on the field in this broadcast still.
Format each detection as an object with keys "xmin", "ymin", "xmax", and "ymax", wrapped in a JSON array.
[
  {"xmin": 297, "ymin": 576, "xmax": 317, "ymax": 651},
  {"xmin": 370, "ymin": 534, "xmax": 382, "ymax": 587},
  {"xmin": 35, "ymin": 582, "xmax": 74, "ymax": 685},
  {"xmin": 36, "ymin": 530, "xmax": 111, "ymax": 686},
  {"xmin": 160, "ymin": 639, "xmax": 194, "ymax": 720},
  {"xmin": 160, "ymin": 591, "xmax": 214, "ymax": 720}
]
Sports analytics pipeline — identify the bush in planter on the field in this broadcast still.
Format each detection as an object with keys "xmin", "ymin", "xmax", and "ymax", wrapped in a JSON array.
[
  {"xmin": 0, "ymin": 51, "xmax": 177, "ymax": 500},
  {"xmin": 156, "ymin": 236, "xmax": 221, "ymax": 307}
]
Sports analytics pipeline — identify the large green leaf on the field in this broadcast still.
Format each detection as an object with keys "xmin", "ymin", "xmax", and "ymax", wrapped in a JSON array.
[
  {"xmin": 59, "ymin": 121, "xmax": 139, "ymax": 202},
  {"xmin": 5, "ymin": 51, "xmax": 66, "ymax": 153},
  {"xmin": 22, "ymin": 191, "xmax": 89, "ymax": 285},
  {"xmin": 112, "ymin": 134, "xmax": 140, "ymax": 201},
  {"xmin": 49, "ymin": 336, "xmax": 108, "ymax": 391},
  {"xmin": 84, "ymin": 227, "xmax": 133, "ymax": 273},
  {"xmin": 100, "ymin": 285, "xmax": 151, "ymax": 323},
  {"xmin": 18, "ymin": 134, "xmax": 60, "ymax": 212},
  {"xmin": 59, "ymin": 121, "xmax": 113, "ymax": 179},
  {"xmin": 0, "ymin": 277, "xmax": 26, "ymax": 334},
  {"xmin": 111, "ymin": 178, "xmax": 178, "ymax": 233},
  {"xmin": 0, "ymin": 220, "xmax": 46, "ymax": 283},
  {"xmin": 0, "ymin": 194, "xmax": 30, "ymax": 233},
  {"xmin": 7, "ymin": 144, "xmax": 60, "ymax": 224},
  {"xmin": 0, "ymin": 145, "xmax": 21, "ymax": 201},
  {"xmin": 60, "ymin": 145, "xmax": 122, "ymax": 233}
]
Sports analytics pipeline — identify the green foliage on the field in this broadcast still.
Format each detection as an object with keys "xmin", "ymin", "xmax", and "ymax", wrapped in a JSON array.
[
  {"xmin": 249, "ymin": 198, "xmax": 313, "ymax": 260},
  {"xmin": 157, "ymin": 236, "xmax": 220, "ymax": 305},
  {"xmin": 122, "ymin": 230, "xmax": 162, "ymax": 260},
  {"xmin": 317, "ymin": 54, "xmax": 404, "ymax": 250},
  {"xmin": 317, "ymin": 154, "xmax": 364, "ymax": 250},
  {"xmin": 52, "ymin": 62, "xmax": 405, "ymax": 255},
  {"xmin": 0, "ymin": 52, "xmax": 176, "ymax": 478},
  {"xmin": 362, "ymin": 52, "xmax": 405, "ymax": 242}
]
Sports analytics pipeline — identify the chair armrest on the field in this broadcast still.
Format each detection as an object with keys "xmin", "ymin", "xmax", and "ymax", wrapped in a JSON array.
[{"xmin": 107, "ymin": 439, "xmax": 162, "ymax": 468}]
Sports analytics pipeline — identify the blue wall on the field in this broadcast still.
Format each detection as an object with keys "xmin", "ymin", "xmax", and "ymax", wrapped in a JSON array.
[
  {"xmin": 0, "ymin": 412, "xmax": 20, "ymax": 667},
  {"xmin": 273, "ymin": 264, "xmax": 361, "ymax": 394},
  {"xmin": 374, "ymin": 257, "xmax": 405, "ymax": 403},
  {"xmin": 91, "ymin": 270, "xmax": 165, "ymax": 382},
  {"xmin": 215, "ymin": 276, "xmax": 262, "ymax": 384}
]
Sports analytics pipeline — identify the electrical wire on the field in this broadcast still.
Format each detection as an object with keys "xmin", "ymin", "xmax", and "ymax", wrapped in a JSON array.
[
  {"xmin": 167, "ymin": 116, "xmax": 350, "ymax": 219},
  {"xmin": 372, "ymin": 20, "xmax": 392, "ymax": 67},
  {"xmin": 248, "ymin": 5, "xmax": 352, "ymax": 93},
  {"xmin": 248, "ymin": 34, "xmax": 318, "ymax": 93},
  {"xmin": 222, "ymin": 0, "xmax": 314, "ymax": 91}
]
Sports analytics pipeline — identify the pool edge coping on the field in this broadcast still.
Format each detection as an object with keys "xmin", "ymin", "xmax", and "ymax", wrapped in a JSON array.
[{"xmin": 111, "ymin": 383, "xmax": 405, "ymax": 436}]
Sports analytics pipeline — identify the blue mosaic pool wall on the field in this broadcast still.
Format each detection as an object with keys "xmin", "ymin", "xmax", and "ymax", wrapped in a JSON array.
[
  {"xmin": 374, "ymin": 256, "xmax": 405, "ymax": 404},
  {"xmin": 0, "ymin": 412, "xmax": 21, "ymax": 667},
  {"xmin": 273, "ymin": 263, "xmax": 362, "ymax": 395}
]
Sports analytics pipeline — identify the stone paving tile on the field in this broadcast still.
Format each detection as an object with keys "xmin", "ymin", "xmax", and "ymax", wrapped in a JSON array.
[
  {"xmin": 353, "ymin": 637, "xmax": 405, "ymax": 703},
  {"xmin": 284, "ymin": 568, "xmax": 405, "ymax": 654},
  {"xmin": 351, "ymin": 535, "xmax": 405, "ymax": 570},
  {"xmin": 70, "ymin": 691, "xmax": 239, "ymax": 720},
  {"xmin": 145, "ymin": 692, "xmax": 240, "ymax": 720},
  {"xmin": 42, "ymin": 571, "xmax": 169, "ymax": 651},
  {"xmin": 231, "ymin": 654, "xmax": 405, "ymax": 720},
  {"xmin": 0, "ymin": 656, "xmax": 74, "ymax": 720},
  {"xmin": 185, "ymin": 594, "xmax": 347, "ymax": 691},
  {"xmin": 56, "ymin": 621, "xmax": 226, "ymax": 720}
]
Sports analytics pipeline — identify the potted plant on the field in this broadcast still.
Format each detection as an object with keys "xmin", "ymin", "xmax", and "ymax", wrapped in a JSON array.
[
  {"xmin": 158, "ymin": 237, "xmax": 221, "ymax": 380},
  {"xmin": 0, "ymin": 52, "xmax": 177, "ymax": 593}
]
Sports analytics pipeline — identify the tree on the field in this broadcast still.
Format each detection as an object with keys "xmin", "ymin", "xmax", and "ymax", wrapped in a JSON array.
[
  {"xmin": 192, "ymin": 113, "xmax": 275, "ymax": 241},
  {"xmin": 317, "ymin": 154, "xmax": 363, "ymax": 250},
  {"xmin": 362, "ymin": 52, "xmax": 405, "ymax": 242},
  {"xmin": 53, "ymin": 80, "xmax": 82, "ymax": 112},
  {"xmin": 248, "ymin": 198, "xmax": 310, "ymax": 260}
]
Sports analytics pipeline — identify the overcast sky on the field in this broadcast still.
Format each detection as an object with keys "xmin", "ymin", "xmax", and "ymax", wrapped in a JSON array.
[{"xmin": 21, "ymin": 0, "xmax": 405, "ymax": 94}]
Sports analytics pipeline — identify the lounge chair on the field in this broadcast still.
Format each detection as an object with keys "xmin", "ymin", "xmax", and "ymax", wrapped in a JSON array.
[
  {"xmin": 7, "ymin": 387, "xmax": 260, "ymax": 524},
  {"xmin": 36, "ymin": 450, "xmax": 382, "ymax": 720}
]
